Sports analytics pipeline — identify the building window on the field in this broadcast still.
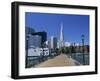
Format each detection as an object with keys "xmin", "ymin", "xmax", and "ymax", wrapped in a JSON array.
[
  {"xmin": 40, "ymin": 53, "xmax": 43, "ymax": 55},
  {"xmin": 34, "ymin": 50, "xmax": 36, "ymax": 52}
]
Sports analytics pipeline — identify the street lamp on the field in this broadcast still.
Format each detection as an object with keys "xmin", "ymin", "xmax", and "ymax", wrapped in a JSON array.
[
  {"xmin": 69, "ymin": 44, "xmax": 72, "ymax": 58},
  {"xmin": 81, "ymin": 35, "xmax": 85, "ymax": 65},
  {"xmin": 25, "ymin": 36, "xmax": 29, "ymax": 68},
  {"xmin": 42, "ymin": 43, "xmax": 45, "ymax": 61}
]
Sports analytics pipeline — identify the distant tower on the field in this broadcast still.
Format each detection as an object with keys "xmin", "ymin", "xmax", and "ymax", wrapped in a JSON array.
[
  {"xmin": 50, "ymin": 36, "xmax": 57, "ymax": 49},
  {"xmin": 60, "ymin": 23, "xmax": 64, "ymax": 47}
]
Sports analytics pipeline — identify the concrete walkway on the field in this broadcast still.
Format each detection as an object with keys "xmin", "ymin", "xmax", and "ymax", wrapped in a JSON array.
[{"xmin": 35, "ymin": 54, "xmax": 80, "ymax": 68}]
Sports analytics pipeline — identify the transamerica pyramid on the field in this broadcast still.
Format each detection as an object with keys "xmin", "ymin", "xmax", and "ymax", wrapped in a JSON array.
[{"xmin": 60, "ymin": 23, "xmax": 64, "ymax": 47}]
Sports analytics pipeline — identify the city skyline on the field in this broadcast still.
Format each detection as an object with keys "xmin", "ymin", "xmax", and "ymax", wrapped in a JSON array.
[{"xmin": 25, "ymin": 12, "xmax": 89, "ymax": 45}]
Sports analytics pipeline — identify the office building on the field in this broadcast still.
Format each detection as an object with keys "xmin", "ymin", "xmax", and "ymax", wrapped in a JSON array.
[
  {"xmin": 32, "ymin": 31, "xmax": 47, "ymax": 46},
  {"xmin": 60, "ymin": 23, "xmax": 64, "ymax": 48},
  {"xmin": 50, "ymin": 36, "xmax": 57, "ymax": 49},
  {"xmin": 28, "ymin": 35, "xmax": 42, "ymax": 48}
]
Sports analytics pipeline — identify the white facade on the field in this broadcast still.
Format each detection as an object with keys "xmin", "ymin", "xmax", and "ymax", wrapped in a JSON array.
[
  {"xmin": 57, "ymin": 40, "xmax": 60, "ymax": 48},
  {"xmin": 39, "ymin": 48, "xmax": 49, "ymax": 56},
  {"xmin": 50, "ymin": 36, "xmax": 57, "ymax": 49},
  {"xmin": 44, "ymin": 40, "xmax": 50, "ymax": 48},
  {"xmin": 28, "ymin": 47, "xmax": 49, "ymax": 56}
]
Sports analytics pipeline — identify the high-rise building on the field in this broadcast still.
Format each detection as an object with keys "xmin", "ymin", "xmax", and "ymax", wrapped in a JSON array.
[
  {"xmin": 50, "ymin": 36, "xmax": 57, "ymax": 49},
  {"xmin": 60, "ymin": 23, "xmax": 64, "ymax": 47},
  {"xmin": 26, "ymin": 27, "xmax": 35, "ymax": 34},
  {"xmin": 57, "ymin": 40, "xmax": 60, "ymax": 48},
  {"xmin": 28, "ymin": 35, "xmax": 42, "ymax": 48},
  {"xmin": 26, "ymin": 27, "xmax": 47, "ymax": 48},
  {"xmin": 26, "ymin": 27, "xmax": 35, "ymax": 49},
  {"xmin": 32, "ymin": 31, "xmax": 47, "ymax": 46}
]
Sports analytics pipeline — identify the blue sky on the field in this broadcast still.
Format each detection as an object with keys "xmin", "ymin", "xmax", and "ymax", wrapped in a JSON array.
[{"xmin": 25, "ymin": 12, "xmax": 89, "ymax": 45}]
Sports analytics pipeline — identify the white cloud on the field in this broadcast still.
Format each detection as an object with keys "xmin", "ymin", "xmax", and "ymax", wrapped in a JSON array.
[{"xmin": 65, "ymin": 42, "xmax": 71, "ymax": 47}]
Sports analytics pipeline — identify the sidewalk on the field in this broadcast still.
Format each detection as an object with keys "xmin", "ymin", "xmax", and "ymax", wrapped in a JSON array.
[{"xmin": 35, "ymin": 54, "xmax": 80, "ymax": 68}]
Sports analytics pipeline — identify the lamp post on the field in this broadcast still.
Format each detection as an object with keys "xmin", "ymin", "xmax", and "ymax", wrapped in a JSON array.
[
  {"xmin": 42, "ymin": 43, "xmax": 44, "ymax": 61},
  {"xmin": 69, "ymin": 44, "xmax": 72, "ymax": 58},
  {"xmin": 81, "ymin": 35, "xmax": 85, "ymax": 65},
  {"xmin": 25, "ymin": 36, "xmax": 29, "ymax": 68}
]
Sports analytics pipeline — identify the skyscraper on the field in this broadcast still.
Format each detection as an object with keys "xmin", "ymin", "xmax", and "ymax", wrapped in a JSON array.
[
  {"xmin": 26, "ymin": 27, "xmax": 47, "ymax": 48},
  {"xmin": 60, "ymin": 23, "xmax": 64, "ymax": 47},
  {"xmin": 28, "ymin": 35, "xmax": 42, "ymax": 48},
  {"xmin": 32, "ymin": 31, "xmax": 47, "ymax": 46},
  {"xmin": 26, "ymin": 27, "xmax": 35, "ymax": 49},
  {"xmin": 50, "ymin": 36, "xmax": 57, "ymax": 49}
]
